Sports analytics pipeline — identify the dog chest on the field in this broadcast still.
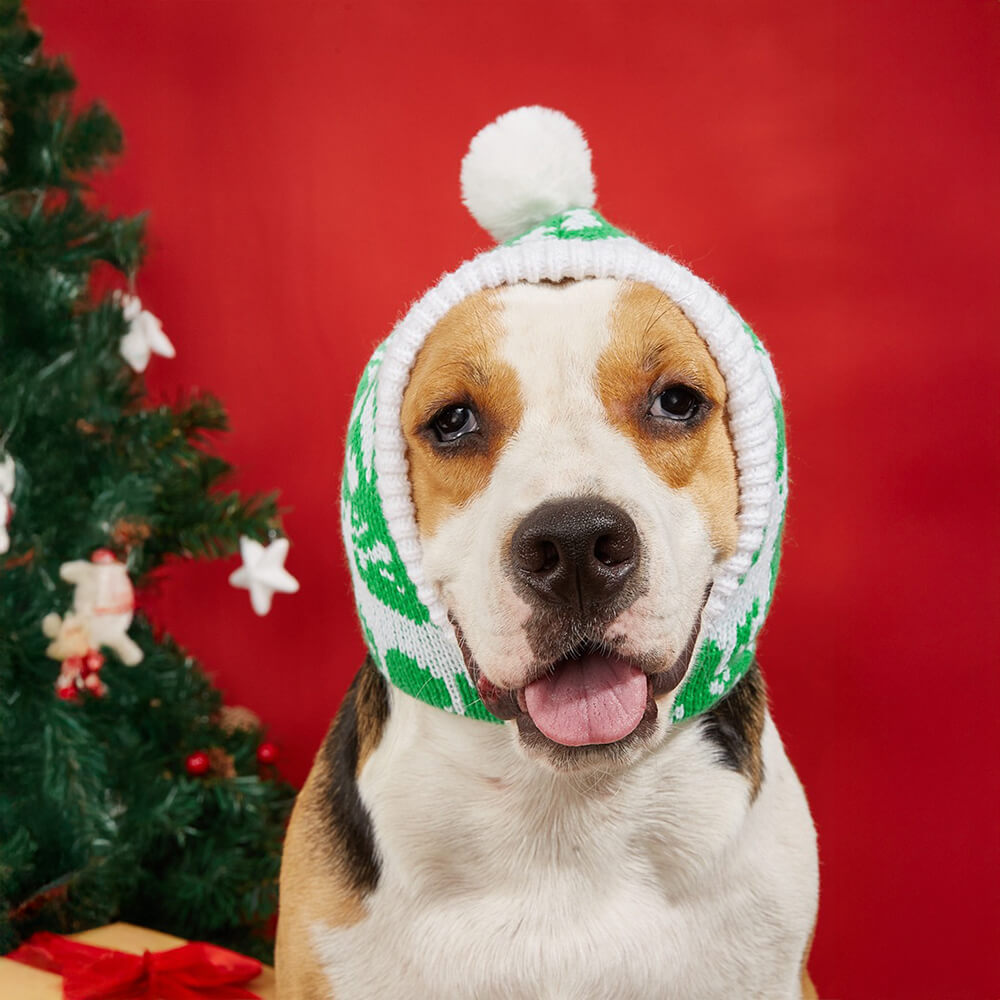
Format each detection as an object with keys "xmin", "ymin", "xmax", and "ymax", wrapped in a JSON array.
[{"xmin": 305, "ymin": 696, "xmax": 816, "ymax": 999}]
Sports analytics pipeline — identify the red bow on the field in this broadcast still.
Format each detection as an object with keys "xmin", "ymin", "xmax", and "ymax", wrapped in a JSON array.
[{"xmin": 8, "ymin": 930, "xmax": 263, "ymax": 999}]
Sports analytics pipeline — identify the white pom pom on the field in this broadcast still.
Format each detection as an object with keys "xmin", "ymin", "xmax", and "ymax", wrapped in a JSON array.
[{"xmin": 460, "ymin": 106, "xmax": 596, "ymax": 243}]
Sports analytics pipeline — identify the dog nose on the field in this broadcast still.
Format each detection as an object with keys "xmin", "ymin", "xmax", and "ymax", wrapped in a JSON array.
[{"xmin": 510, "ymin": 498, "xmax": 639, "ymax": 613}]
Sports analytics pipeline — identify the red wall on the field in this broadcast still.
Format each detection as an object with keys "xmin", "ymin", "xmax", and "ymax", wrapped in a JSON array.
[{"xmin": 27, "ymin": 1, "xmax": 1000, "ymax": 996}]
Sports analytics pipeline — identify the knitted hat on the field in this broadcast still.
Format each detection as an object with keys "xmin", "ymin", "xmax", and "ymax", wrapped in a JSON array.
[{"xmin": 340, "ymin": 107, "xmax": 787, "ymax": 727}]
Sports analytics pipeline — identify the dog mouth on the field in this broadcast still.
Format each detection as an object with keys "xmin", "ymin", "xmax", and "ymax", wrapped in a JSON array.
[
  {"xmin": 517, "ymin": 650, "xmax": 649, "ymax": 746},
  {"xmin": 462, "ymin": 634, "xmax": 691, "ymax": 751}
]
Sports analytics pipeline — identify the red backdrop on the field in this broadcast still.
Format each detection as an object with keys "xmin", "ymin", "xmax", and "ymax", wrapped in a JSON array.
[{"xmin": 26, "ymin": 1, "xmax": 1000, "ymax": 996}]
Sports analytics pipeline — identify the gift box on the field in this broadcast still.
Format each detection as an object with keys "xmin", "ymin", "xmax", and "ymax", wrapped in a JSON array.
[{"xmin": 0, "ymin": 922, "xmax": 276, "ymax": 999}]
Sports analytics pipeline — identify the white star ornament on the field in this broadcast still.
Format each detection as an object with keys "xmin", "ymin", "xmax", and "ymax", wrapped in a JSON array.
[
  {"xmin": 118, "ymin": 293, "xmax": 176, "ymax": 373},
  {"xmin": 229, "ymin": 535, "xmax": 300, "ymax": 615}
]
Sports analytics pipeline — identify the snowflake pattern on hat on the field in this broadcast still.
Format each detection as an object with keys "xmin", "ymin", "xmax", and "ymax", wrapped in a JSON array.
[{"xmin": 508, "ymin": 208, "xmax": 626, "ymax": 245}]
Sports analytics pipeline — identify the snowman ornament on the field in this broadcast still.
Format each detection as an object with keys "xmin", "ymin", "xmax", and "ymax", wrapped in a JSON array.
[{"xmin": 43, "ymin": 548, "xmax": 144, "ymax": 696}]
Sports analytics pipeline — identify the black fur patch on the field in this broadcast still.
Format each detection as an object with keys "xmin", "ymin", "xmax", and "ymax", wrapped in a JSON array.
[
  {"xmin": 317, "ymin": 656, "xmax": 388, "ymax": 893},
  {"xmin": 699, "ymin": 660, "xmax": 767, "ymax": 798}
]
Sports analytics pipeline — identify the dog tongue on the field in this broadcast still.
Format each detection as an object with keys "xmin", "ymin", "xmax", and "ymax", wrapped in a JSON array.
[{"xmin": 523, "ymin": 655, "xmax": 648, "ymax": 747}]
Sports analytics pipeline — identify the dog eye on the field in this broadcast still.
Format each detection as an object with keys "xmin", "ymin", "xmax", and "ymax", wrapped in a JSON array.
[
  {"xmin": 430, "ymin": 404, "xmax": 480, "ymax": 442},
  {"xmin": 649, "ymin": 385, "xmax": 703, "ymax": 422}
]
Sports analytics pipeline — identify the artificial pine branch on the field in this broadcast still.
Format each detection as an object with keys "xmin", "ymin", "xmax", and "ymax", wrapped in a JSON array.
[{"xmin": 0, "ymin": 0, "xmax": 294, "ymax": 959}]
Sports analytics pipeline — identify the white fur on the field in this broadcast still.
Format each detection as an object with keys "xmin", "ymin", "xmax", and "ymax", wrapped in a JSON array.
[
  {"xmin": 461, "ymin": 106, "xmax": 596, "ymax": 243},
  {"xmin": 310, "ymin": 691, "xmax": 818, "ymax": 999}
]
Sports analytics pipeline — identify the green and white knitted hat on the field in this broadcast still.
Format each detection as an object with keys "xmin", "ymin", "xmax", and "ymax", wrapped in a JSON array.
[{"xmin": 341, "ymin": 106, "xmax": 787, "ymax": 727}]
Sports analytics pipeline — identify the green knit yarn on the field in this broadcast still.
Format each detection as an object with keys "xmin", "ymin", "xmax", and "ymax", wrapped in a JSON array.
[{"xmin": 506, "ymin": 208, "xmax": 626, "ymax": 245}]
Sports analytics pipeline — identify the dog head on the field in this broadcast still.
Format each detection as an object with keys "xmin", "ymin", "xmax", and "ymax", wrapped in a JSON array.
[
  {"xmin": 400, "ymin": 277, "xmax": 738, "ymax": 768},
  {"xmin": 339, "ymin": 107, "xmax": 787, "ymax": 773}
]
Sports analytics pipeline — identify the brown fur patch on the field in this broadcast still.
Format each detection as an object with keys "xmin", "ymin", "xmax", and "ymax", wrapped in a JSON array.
[
  {"xmin": 355, "ymin": 653, "xmax": 389, "ymax": 772},
  {"xmin": 401, "ymin": 290, "xmax": 523, "ymax": 539},
  {"xmin": 800, "ymin": 922, "xmax": 818, "ymax": 998},
  {"xmin": 802, "ymin": 968, "xmax": 819, "ymax": 999},
  {"xmin": 276, "ymin": 659, "xmax": 388, "ymax": 998},
  {"xmin": 598, "ymin": 282, "xmax": 739, "ymax": 559},
  {"xmin": 276, "ymin": 756, "xmax": 365, "ymax": 999}
]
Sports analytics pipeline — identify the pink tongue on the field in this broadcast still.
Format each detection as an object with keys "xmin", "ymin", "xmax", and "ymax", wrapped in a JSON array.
[{"xmin": 523, "ymin": 655, "xmax": 648, "ymax": 747}]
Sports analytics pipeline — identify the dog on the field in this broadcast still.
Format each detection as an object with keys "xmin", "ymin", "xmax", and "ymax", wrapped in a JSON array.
[{"xmin": 276, "ymin": 108, "xmax": 819, "ymax": 999}]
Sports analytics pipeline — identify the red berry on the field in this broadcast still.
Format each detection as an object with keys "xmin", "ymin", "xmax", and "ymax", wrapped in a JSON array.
[
  {"xmin": 256, "ymin": 741, "xmax": 279, "ymax": 764},
  {"xmin": 63, "ymin": 655, "xmax": 84, "ymax": 673},
  {"xmin": 56, "ymin": 685, "xmax": 79, "ymax": 702},
  {"xmin": 185, "ymin": 751, "xmax": 210, "ymax": 776},
  {"xmin": 84, "ymin": 650, "xmax": 105, "ymax": 672}
]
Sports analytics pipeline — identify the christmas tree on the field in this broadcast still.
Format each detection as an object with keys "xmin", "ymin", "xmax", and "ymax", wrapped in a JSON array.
[{"xmin": 0, "ymin": 0, "xmax": 294, "ymax": 961}]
